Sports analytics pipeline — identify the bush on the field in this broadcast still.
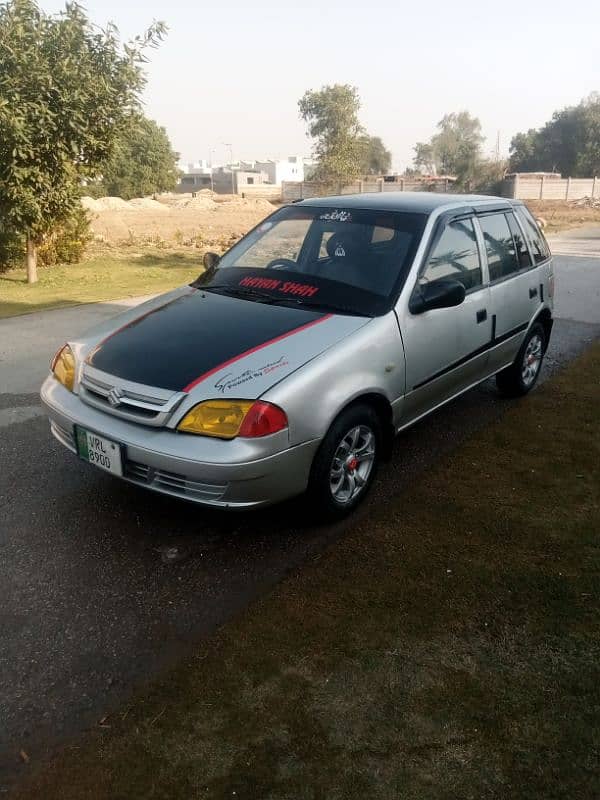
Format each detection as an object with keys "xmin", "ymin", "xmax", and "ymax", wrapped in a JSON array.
[
  {"xmin": 0, "ymin": 225, "xmax": 24, "ymax": 273},
  {"xmin": 0, "ymin": 205, "xmax": 92, "ymax": 272},
  {"xmin": 38, "ymin": 205, "xmax": 93, "ymax": 266}
]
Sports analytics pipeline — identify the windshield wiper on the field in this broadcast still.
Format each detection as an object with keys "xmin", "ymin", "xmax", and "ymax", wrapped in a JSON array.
[
  {"xmin": 201, "ymin": 285, "xmax": 279, "ymax": 303},
  {"xmin": 201, "ymin": 284, "xmax": 370, "ymax": 316},
  {"xmin": 271, "ymin": 296, "xmax": 369, "ymax": 317}
]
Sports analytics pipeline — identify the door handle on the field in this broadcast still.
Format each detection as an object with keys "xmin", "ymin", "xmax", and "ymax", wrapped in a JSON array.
[
  {"xmin": 529, "ymin": 287, "xmax": 538, "ymax": 299},
  {"xmin": 476, "ymin": 309, "xmax": 487, "ymax": 323}
]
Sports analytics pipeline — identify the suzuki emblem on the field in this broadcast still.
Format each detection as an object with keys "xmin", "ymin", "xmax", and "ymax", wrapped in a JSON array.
[{"xmin": 107, "ymin": 387, "xmax": 124, "ymax": 407}]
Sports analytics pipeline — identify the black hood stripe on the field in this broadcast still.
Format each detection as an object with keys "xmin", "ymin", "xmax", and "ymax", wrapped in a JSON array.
[
  {"xmin": 86, "ymin": 290, "xmax": 193, "ymax": 363},
  {"xmin": 86, "ymin": 289, "xmax": 329, "ymax": 392},
  {"xmin": 183, "ymin": 313, "xmax": 333, "ymax": 391}
]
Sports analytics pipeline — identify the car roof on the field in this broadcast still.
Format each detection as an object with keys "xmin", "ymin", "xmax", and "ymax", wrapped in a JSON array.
[{"xmin": 295, "ymin": 191, "xmax": 519, "ymax": 215}]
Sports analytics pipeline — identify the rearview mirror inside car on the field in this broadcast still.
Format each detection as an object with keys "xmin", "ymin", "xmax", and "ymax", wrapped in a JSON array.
[{"xmin": 409, "ymin": 278, "xmax": 466, "ymax": 314}]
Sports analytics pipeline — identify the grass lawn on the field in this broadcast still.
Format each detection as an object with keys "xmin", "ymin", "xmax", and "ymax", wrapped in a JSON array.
[
  {"xmin": 0, "ymin": 252, "xmax": 202, "ymax": 319},
  {"xmin": 14, "ymin": 345, "xmax": 600, "ymax": 800}
]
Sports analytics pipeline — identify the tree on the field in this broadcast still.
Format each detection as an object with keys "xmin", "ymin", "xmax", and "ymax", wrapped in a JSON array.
[
  {"xmin": 298, "ymin": 84, "xmax": 366, "ymax": 185},
  {"xmin": 509, "ymin": 129, "xmax": 541, "ymax": 172},
  {"xmin": 509, "ymin": 94, "xmax": 600, "ymax": 177},
  {"xmin": 95, "ymin": 115, "xmax": 179, "ymax": 199},
  {"xmin": 0, "ymin": 0, "xmax": 166, "ymax": 282},
  {"xmin": 360, "ymin": 135, "xmax": 392, "ymax": 175},
  {"xmin": 414, "ymin": 111, "xmax": 484, "ymax": 185}
]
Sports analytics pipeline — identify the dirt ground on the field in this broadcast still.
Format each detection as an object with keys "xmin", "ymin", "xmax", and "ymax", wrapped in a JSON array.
[
  {"xmin": 526, "ymin": 199, "xmax": 600, "ymax": 234},
  {"xmin": 82, "ymin": 192, "xmax": 277, "ymax": 253},
  {"xmin": 81, "ymin": 194, "xmax": 600, "ymax": 258}
]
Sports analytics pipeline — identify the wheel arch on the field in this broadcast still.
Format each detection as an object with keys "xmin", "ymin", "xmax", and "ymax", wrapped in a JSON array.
[
  {"xmin": 531, "ymin": 306, "xmax": 553, "ymax": 352},
  {"xmin": 329, "ymin": 392, "xmax": 395, "ymax": 459}
]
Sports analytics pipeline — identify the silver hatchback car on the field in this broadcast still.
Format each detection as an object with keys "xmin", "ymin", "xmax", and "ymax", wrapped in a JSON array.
[{"xmin": 41, "ymin": 192, "xmax": 553, "ymax": 518}]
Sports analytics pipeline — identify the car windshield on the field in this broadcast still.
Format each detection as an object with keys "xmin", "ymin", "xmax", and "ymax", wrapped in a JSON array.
[{"xmin": 194, "ymin": 205, "xmax": 427, "ymax": 316}]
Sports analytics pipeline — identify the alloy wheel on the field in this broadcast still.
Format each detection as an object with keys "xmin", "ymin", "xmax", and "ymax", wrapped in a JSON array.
[{"xmin": 329, "ymin": 424, "xmax": 376, "ymax": 505}]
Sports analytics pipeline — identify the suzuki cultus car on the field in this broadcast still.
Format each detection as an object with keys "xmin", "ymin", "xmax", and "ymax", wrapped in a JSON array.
[{"xmin": 42, "ymin": 192, "xmax": 554, "ymax": 518}]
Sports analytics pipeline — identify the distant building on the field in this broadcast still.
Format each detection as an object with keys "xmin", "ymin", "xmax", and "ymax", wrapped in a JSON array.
[
  {"xmin": 254, "ymin": 156, "xmax": 305, "ymax": 185},
  {"xmin": 177, "ymin": 155, "xmax": 306, "ymax": 193}
]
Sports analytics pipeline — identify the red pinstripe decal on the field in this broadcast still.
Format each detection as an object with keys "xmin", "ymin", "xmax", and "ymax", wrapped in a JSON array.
[{"xmin": 183, "ymin": 313, "xmax": 333, "ymax": 392}]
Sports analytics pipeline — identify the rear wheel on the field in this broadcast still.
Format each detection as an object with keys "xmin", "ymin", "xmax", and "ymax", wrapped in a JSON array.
[
  {"xmin": 496, "ymin": 322, "xmax": 546, "ymax": 397},
  {"xmin": 307, "ymin": 404, "xmax": 381, "ymax": 520}
]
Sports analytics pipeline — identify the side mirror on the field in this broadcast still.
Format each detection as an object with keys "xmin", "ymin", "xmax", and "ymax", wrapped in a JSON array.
[
  {"xmin": 203, "ymin": 251, "xmax": 220, "ymax": 272},
  {"xmin": 410, "ymin": 278, "xmax": 466, "ymax": 314}
]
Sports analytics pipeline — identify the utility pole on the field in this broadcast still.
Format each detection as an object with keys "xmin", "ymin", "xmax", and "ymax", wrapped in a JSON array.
[
  {"xmin": 224, "ymin": 142, "xmax": 234, "ymax": 194},
  {"xmin": 208, "ymin": 148, "xmax": 215, "ymax": 192}
]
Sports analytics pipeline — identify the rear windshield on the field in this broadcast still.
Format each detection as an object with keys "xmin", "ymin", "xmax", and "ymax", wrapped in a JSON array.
[{"xmin": 194, "ymin": 205, "xmax": 427, "ymax": 316}]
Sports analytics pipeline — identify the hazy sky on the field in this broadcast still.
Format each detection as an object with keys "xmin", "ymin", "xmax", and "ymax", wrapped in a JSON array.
[{"xmin": 43, "ymin": 0, "xmax": 600, "ymax": 170}]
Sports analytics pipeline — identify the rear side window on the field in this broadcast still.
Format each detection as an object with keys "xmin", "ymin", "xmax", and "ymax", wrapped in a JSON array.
[
  {"xmin": 506, "ymin": 212, "xmax": 533, "ymax": 269},
  {"xmin": 478, "ymin": 213, "xmax": 520, "ymax": 282},
  {"xmin": 421, "ymin": 218, "xmax": 482, "ymax": 291},
  {"xmin": 515, "ymin": 206, "xmax": 551, "ymax": 263}
]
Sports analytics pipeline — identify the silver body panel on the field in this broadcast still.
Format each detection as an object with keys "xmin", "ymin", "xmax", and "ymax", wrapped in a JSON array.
[{"xmin": 41, "ymin": 192, "xmax": 554, "ymax": 509}]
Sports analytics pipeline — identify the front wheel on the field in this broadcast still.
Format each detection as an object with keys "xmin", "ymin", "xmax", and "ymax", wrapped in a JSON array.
[
  {"xmin": 307, "ymin": 404, "xmax": 381, "ymax": 520},
  {"xmin": 496, "ymin": 322, "xmax": 546, "ymax": 397}
]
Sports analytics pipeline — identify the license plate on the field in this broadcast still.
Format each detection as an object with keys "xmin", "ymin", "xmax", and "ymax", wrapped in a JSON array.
[{"xmin": 75, "ymin": 427, "xmax": 123, "ymax": 476}]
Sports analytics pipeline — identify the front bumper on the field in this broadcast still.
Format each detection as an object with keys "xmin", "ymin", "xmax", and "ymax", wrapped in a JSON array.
[{"xmin": 41, "ymin": 376, "xmax": 319, "ymax": 509}]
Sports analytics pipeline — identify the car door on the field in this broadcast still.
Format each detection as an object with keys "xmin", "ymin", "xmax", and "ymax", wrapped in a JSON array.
[
  {"xmin": 475, "ymin": 210, "xmax": 541, "ymax": 373},
  {"xmin": 400, "ymin": 214, "xmax": 493, "ymax": 424}
]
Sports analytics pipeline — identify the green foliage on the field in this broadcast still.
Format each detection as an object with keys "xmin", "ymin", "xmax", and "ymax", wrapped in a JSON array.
[
  {"xmin": 0, "ymin": 0, "xmax": 166, "ymax": 274},
  {"xmin": 359, "ymin": 135, "xmax": 392, "ymax": 175},
  {"xmin": 299, "ymin": 84, "xmax": 366, "ymax": 184},
  {"xmin": 0, "ymin": 225, "xmax": 23, "ymax": 273},
  {"xmin": 95, "ymin": 115, "xmax": 180, "ymax": 199},
  {"xmin": 414, "ymin": 111, "xmax": 484, "ymax": 186},
  {"xmin": 0, "ymin": 205, "xmax": 92, "ymax": 272},
  {"xmin": 471, "ymin": 158, "xmax": 510, "ymax": 195},
  {"xmin": 509, "ymin": 93, "xmax": 600, "ymax": 176},
  {"xmin": 38, "ymin": 205, "xmax": 92, "ymax": 266}
]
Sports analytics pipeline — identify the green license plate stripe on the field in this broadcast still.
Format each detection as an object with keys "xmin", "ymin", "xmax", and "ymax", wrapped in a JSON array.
[{"xmin": 76, "ymin": 427, "xmax": 90, "ymax": 459}]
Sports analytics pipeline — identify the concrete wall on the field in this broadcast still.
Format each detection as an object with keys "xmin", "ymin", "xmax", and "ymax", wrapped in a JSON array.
[
  {"xmin": 238, "ymin": 185, "xmax": 282, "ymax": 201},
  {"xmin": 501, "ymin": 175, "xmax": 599, "ymax": 200},
  {"xmin": 281, "ymin": 179, "xmax": 454, "ymax": 202}
]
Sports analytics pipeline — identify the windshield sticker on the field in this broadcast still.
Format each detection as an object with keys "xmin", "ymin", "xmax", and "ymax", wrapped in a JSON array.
[
  {"xmin": 215, "ymin": 356, "xmax": 290, "ymax": 393},
  {"xmin": 319, "ymin": 210, "xmax": 352, "ymax": 222},
  {"xmin": 239, "ymin": 275, "xmax": 319, "ymax": 297}
]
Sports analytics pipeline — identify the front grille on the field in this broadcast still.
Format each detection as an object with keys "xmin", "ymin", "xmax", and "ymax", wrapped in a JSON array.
[
  {"xmin": 79, "ymin": 365, "xmax": 185, "ymax": 427},
  {"xmin": 124, "ymin": 459, "xmax": 227, "ymax": 502}
]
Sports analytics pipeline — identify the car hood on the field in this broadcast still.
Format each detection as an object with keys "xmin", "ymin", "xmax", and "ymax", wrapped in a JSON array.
[{"xmin": 83, "ymin": 287, "xmax": 370, "ymax": 400}]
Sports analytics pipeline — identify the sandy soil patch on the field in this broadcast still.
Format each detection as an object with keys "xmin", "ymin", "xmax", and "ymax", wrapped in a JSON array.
[{"xmin": 82, "ymin": 193, "xmax": 278, "ymax": 250}]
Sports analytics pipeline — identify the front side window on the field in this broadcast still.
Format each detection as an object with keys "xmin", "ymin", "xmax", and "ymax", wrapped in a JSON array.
[
  {"xmin": 515, "ymin": 206, "xmax": 551, "ymax": 263},
  {"xmin": 420, "ymin": 218, "xmax": 482, "ymax": 291},
  {"xmin": 478, "ymin": 213, "xmax": 520, "ymax": 282},
  {"xmin": 196, "ymin": 206, "xmax": 427, "ymax": 316}
]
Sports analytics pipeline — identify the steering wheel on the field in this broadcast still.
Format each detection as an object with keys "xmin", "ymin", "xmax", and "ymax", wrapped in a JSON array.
[{"xmin": 266, "ymin": 258, "xmax": 297, "ymax": 271}]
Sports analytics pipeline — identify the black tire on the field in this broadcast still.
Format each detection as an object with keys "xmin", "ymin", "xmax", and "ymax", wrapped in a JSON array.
[
  {"xmin": 307, "ymin": 403, "xmax": 382, "ymax": 520},
  {"xmin": 496, "ymin": 322, "xmax": 546, "ymax": 397}
]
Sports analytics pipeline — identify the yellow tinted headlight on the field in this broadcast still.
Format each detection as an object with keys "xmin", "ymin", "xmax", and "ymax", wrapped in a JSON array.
[
  {"xmin": 51, "ymin": 344, "xmax": 76, "ymax": 392},
  {"xmin": 177, "ymin": 400, "xmax": 254, "ymax": 438}
]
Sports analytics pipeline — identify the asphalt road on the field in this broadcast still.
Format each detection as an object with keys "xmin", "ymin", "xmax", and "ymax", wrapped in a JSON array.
[{"xmin": 1, "ymin": 247, "xmax": 599, "ymax": 788}]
